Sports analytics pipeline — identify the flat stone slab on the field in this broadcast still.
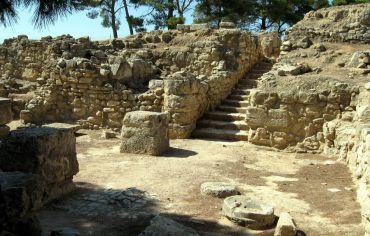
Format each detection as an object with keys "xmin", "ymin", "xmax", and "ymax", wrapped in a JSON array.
[
  {"xmin": 201, "ymin": 182, "xmax": 239, "ymax": 198},
  {"xmin": 222, "ymin": 196, "xmax": 275, "ymax": 229},
  {"xmin": 139, "ymin": 215, "xmax": 199, "ymax": 236},
  {"xmin": 43, "ymin": 123, "xmax": 81, "ymax": 133}
]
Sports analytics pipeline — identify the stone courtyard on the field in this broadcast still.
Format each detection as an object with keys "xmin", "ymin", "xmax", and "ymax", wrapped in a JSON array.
[
  {"xmin": 36, "ymin": 130, "xmax": 364, "ymax": 236},
  {"xmin": 0, "ymin": 3, "xmax": 369, "ymax": 236}
]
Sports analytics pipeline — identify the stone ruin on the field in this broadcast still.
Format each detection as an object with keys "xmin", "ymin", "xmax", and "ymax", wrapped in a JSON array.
[{"xmin": 0, "ymin": 3, "xmax": 369, "ymax": 236}]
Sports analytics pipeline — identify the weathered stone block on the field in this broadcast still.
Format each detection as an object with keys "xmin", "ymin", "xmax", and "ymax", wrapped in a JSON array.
[
  {"xmin": 0, "ymin": 98, "xmax": 12, "ymax": 125},
  {"xmin": 220, "ymin": 21, "xmax": 236, "ymax": 29},
  {"xmin": 0, "ymin": 126, "xmax": 78, "ymax": 199},
  {"xmin": 266, "ymin": 109, "xmax": 289, "ymax": 129},
  {"xmin": 190, "ymin": 23, "xmax": 209, "ymax": 31},
  {"xmin": 246, "ymin": 107, "xmax": 268, "ymax": 128},
  {"xmin": 120, "ymin": 111, "xmax": 169, "ymax": 155}
]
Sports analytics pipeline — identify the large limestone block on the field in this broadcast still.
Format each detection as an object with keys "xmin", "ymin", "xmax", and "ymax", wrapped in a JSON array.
[
  {"xmin": 0, "ymin": 98, "xmax": 12, "ymax": 125},
  {"xmin": 120, "ymin": 111, "xmax": 169, "ymax": 156},
  {"xmin": 266, "ymin": 109, "xmax": 289, "ymax": 129},
  {"xmin": 246, "ymin": 107, "xmax": 268, "ymax": 128},
  {"xmin": 110, "ymin": 59, "xmax": 132, "ymax": 81},
  {"xmin": 0, "ymin": 126, "xmax": 78, "ymax": 186}
]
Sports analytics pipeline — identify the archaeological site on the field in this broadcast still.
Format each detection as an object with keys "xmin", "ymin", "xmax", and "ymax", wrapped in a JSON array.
[{"xmin": 0, "ymin": 2, "xmax": 369, "ymax": 236}]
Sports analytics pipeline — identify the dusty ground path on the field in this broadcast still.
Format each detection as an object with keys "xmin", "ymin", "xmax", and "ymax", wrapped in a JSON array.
[{"xmin": 38, "ymin": 130, "xmax": 364, "ymax": 236}]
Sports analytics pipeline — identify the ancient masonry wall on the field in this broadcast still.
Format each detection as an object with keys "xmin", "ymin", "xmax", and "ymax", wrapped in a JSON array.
[
  {"xmin": 245, "ymin": 4, "xmax": 370, "ymax": 233},
  {"xmin": 0, "ymin": 29, "xmax": 266, "ymax": 138}
]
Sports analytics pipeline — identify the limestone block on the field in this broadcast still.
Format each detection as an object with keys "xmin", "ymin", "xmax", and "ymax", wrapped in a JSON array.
[
  {"xmin": 266, "ymin": 109, "xmax": 289, "ymax": 129},
  {"xmin": 246, "ymin": 107, "xmax": 268, "ymax": 128},
  {"xmin": 120, "ymin": 111, "xmax": 169, "ymax": 155},
  {"xmin": 110, "ymin": 59, "xmax": 132, "ymax": 81},
  {"xmin": 177, "ymin": 24, "xmax": 191, "ymax": 31},
  {"xmin": 360, "ymin": 9, "xmax": 370, "ymax": 26},
  {"xmin": 0, "ymin": 98, "xmax": 12, "ymax": 125},
  {"xmin": 201, "ymin": 182, "xmax": 239, "ymax": 198},
  {"xmin": 129, "ymin": 58, "xmax": 154, "ymax": 80},
  {"xmin": 222, "ymin": 196, "xmax": 275, "ymax": 229},
  {"xmin": 220, "ymin": 21, "xmax": 236, "ymax": 29},
  {"xmin": 20, "ymin": 109, "xmax": 33, "ymax": 124},
  {"xmin": 0, "ymin": 126, "xmax": 78, "ymax": 191},
  {"xmin": 190, "ymin": 23, "xmax": 209, "ymax": 31},
  {"xmin": 248, "ymin": 128, "xmax": 271, "ymax": 146},
  {"xmin": 274, "ymin": 212, "xmax": 297, "ymax": 236}
]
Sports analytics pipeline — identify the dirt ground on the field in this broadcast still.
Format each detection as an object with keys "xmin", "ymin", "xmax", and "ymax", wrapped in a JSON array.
[{"xmin": 37, "ymin": 129, "xmax": 364, "ymax": 236}]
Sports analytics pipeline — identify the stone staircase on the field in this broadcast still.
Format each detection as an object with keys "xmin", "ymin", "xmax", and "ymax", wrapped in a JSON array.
[{"xmin": 193, "ymin": 61, "xmax": 273, "ymax": 141}]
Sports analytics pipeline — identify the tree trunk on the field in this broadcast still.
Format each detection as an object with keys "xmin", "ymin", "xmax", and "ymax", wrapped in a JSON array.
[
  {"xmin": 123, "ymin": 0, "xmax": 134, "ymax": 35},
  {"xmin": 167, "ymin": 0, "xmax": 175, "ymax": 29},
  {"xmin": 261, "ymin": 16, "xmax": 267, "ymax": 31},
  {"xmin": 111, "ymin": 0, "xmax": 118, "ymax": 38}
]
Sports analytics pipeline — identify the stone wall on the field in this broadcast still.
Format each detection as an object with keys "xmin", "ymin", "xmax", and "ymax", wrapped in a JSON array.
[
  {"xmin": 284, "ymin": 3, "xmax": 370, "ymax": 49},
  {"xmin": 1, "ymin": 28, "xmax": 265, "ymax": 136},
  {"xmin": 245, "ymin": 4, "xmax": 370, "ymax": 234},
  {"xmin": 245, "ymin": 83, "xmax": 358, "ymax": 150},
  {"xmin": 322, "ymin": 87, "xmax": 370, "ymax": 234}
]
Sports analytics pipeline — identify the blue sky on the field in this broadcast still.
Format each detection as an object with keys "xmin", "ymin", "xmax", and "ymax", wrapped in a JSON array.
[{"xmin": 0, "ymin": 4, "xmax": 195, "ymax": 42}]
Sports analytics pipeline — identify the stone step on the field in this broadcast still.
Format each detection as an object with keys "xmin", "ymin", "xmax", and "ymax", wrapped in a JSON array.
[
  {"xmin": 192, "ymin": 128, "xmax": 249, "ymax": 141},
  {"xmin": 232, "ymin": 88, "xmax": 253, "ymax": 95},
  {"xmin": 252, "ymin": 69, "xmax": 270, "ymax": 73},
  {"xmin": 228, "ymin": 94, "xmax": 249, "ymax": 101},
  {"xmin": 203, "ymin": 111, "xmax": 245, "ymax": 121},
  {"xmin": 197, "ymin": 119, "xmax": 248, "ymax": 130},
  {"xmin": 235, "ymin": 85, "xmax": 257, "ymax": 90},
  {"xmin": 222, "ymin": 99, "xmax": 250, "ymax": 107},
  {"xmin": 217, "ymin": 105, "xmax": 247, "ymax": 113},
  {"xmin": 238, "ymin": 79, "xmax": 258, "ymax": 86}
]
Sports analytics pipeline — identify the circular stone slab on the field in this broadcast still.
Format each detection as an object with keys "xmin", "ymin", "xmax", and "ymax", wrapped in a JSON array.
[
  {"xmin": 222, "ymin": 196, "xmax": 275, "ymax": 229},
  {"xmin": 200, "ymin": 182, "xmax": 239, "ymax": 198}
]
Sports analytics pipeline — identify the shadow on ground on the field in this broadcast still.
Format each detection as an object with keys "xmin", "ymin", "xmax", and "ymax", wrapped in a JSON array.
[
  {"xmin": 161, "ymin": 147, "xmax": 198, "ymax": 158},
  {"xmin": 38, "ymin": 182, "xmax": 270, "ymax": 236}
]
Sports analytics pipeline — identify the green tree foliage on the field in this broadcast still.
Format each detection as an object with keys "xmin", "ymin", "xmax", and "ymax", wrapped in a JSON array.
[
  {"xmin": 193, "ymin": 0, "xmax": 257, "ymax": 28},
  {"xmin": 130, "ymin": 0, "xmax": 193, "ymax": 29},
  {"xmin": 0, "ymin": 0, "xmax": 94, "ymax": 28},
  {"xmin": 332, "ymin": 0, "xmax": 370, "ymax": 5},
  {"xmin": 194, "ymin": 0, "xmax": 330, "ymax": 33},
  {"xmin": 86, "ymin": 0, "xmax": 122, "ymax": 38}
]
